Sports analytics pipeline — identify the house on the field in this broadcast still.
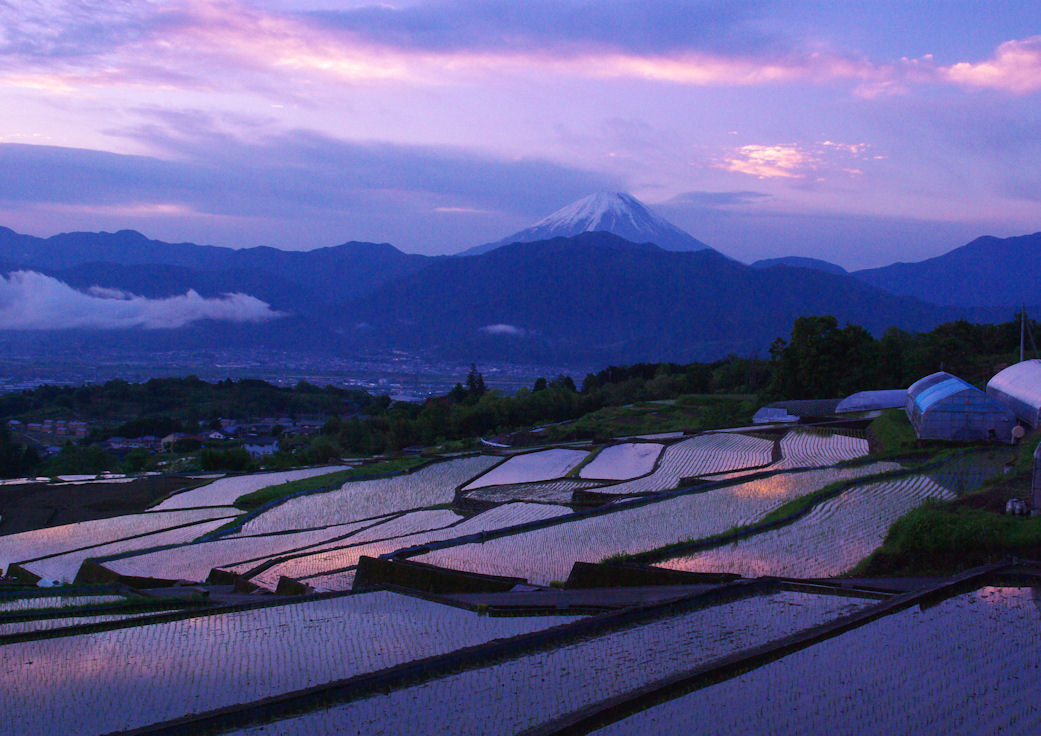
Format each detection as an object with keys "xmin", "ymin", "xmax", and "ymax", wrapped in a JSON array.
[
  {"xmin": 161, "ymin": 433, "xmax": 204, "ymax": 452},
  {"xmin": 243, "ymin": 436, "xmax": 280, "ymax": 458}
]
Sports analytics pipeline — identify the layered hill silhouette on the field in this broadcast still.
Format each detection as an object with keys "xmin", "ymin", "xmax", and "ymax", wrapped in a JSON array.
[
  {"xmin": 332, "ymin": 233, "xmax": 977, "ymax": 363},
  {"xmin": 0, "ymin": 196, "xmax": 1038, "ymax": 363},
  {"xmin": 0, "ymin": 227, "xmax": 430, "ymax": 311},
  {"xmin": 853, "ymin": 232, "xmax": 1041, "ymax": 306}
]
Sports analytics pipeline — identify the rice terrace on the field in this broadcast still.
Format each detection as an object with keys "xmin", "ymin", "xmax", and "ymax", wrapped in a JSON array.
[
  {"xmin": 4, "ymin": 396, "xmax": 1041, "ymax": 734},
  {"xmin": 2, "ymin": 1, "xmax": 1041, "ymax": 732}
]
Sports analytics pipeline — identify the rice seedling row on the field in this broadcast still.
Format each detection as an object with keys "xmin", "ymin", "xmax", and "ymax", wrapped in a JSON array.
[
  {"xmin": 0, "ymin": 506, "xmax": 239, "ymax": 575},
  {"xmin": 464, "ymin": 478, "xmax": 604, "ymax": 505},
  {"xmin": 237, "ymin": 456, "xmax": 498, "ymax": 535},
  {"xmin": 218, "ymin": 510, "xmax": 465, "ymax": 581},
  {"xmin": 256, "ymin": 503, "xmax": 570, "ymax": 591},
  {"xmin": 660, "ymin": 474, "xmax": 955, "ymax": 579},
  {"xmin": 99, "ymin": 515, "xmax": 416, "ymax": 584},
  {"xmin": 624, "ymin": 432, "xmax": 685, "ymax": 440},
  {"xmin": 578, "ymin": 443, "xmax": 664, "ymax": 480},
  {"xmin": 0, "ymin": 611, "xmax": 161, "ymax": 638},
  {"xmin": 229, "ymin": 591, "xmax": 869, "ymax": 736},
  {"xmin": 302, "ymin": 569, "xmax": 358, "ymax": 590},
  {"xmin": 0, "ymin": 594, "xmax": 127, "ymax": 613},
  {"xmin": 593, "ymin": 586, "xmax": 1041, "ymax": 736},
  {"xmin": 775, "ymin": 429, "xmax": 868, "ymax": 469},
  {"xmin": 19, "ymin": 517, "xmax": 237, "ymax": 583},
  {"xmin": 595, "ymin": 434, "xmax": 774, "ymax": 496},
  {"xmin": 152, "ymin": 466, "xmax": 349, "ymax": 510},
  {"xmin": 413, "ymin": 463, "xmax": 900, "ymax": 585},
  {"xmin": 0, "ymin": 590, "xmax": 580, "ymax": 736},
  {"xmin": 463, "ymin": 449, "xmax": 589, "ymax": 491}
]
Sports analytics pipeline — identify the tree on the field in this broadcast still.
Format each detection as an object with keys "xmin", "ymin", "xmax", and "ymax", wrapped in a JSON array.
[
  {"xmin": 0, "ymin": 425, "xmax": 40, "ymax": 478},
  {"xmin": 465, "ymin": 364, "xmax": 487, "ymax": 399},
  {"xmin": 769, "ymin": 315, "xmax": 878, "ymax": 399},
  {"xmin": 549, "ymin": 375, "xmax": 577, "ymax": 392}
]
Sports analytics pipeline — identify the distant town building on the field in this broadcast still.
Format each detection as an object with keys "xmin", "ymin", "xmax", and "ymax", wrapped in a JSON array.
[
  {"xmin": 161, "ymin": 433, "xmax": 204, "ymax": 452},
  {"xmin": 244, "ymin": 437, "xmax": 280, "ymax": 458},
  {"xmin": 986, "ymin": 359, "xmax": 1041, "ymax": 429},
  {"xmin": 906, "ymin": 372, "xmax": 1016, "ymax": 443}
]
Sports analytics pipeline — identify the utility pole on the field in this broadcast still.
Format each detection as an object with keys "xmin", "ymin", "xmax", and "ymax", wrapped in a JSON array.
[{"xmin": 1021, "ymin": 303, "xmax": 1026, "ymax": 364}]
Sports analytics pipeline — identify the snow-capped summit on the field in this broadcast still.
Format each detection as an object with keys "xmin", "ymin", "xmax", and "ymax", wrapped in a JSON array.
[{"xmin": 461, "ymin": 191, "xmax": 712, "ymax": 256}]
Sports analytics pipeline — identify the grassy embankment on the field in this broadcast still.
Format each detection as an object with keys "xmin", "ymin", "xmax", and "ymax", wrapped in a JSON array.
[
  {"xmin": 857, "ymin": 426, "xmax": 1041, "ymax": 576},
  {"xmin": 605, "ymin": 411, "xmax": 1013, "ymax": 569},
  {"xmin": 233, "ymin": 456, "xmax": 430, "ymax": 510},
  {"xmin": 543, "ymin": 394, "xmax": 757, "ymax": 441}
]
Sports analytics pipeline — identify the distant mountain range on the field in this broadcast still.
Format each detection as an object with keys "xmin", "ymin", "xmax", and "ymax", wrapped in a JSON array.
[
  {"xmin": 0, "ymin": 193, "xmax": 1037, "ymax": 365},
  {"xmin": 335, "ymin": 232, "xmax": 965, "ymax": 362},
  {"xmin": 853, "ymin": 232, "xmax": 1041, "ymax": 307},
  {"xmin": 0, "ymin": 226, "xmax": 430, "ymax": 312}
]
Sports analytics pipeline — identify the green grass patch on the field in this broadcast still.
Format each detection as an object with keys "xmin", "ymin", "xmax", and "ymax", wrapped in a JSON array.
[
  {"xmin": 866, "ymin": 408, "xmax": 917, "ymax": 455},
  {"xmin": 233, "ymin": 456, "xmax": 430, "ymax": 510},
  {"xmin": 544, "ymin": 394, "xmax": 757, "ymax": 441},
  {"xmin": 855, "ymin": 503, "xmax": 1041, "ymax": 576}
]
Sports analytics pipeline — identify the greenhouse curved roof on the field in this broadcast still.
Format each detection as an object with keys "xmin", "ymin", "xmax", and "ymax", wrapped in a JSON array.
[
  {"xmin": 987, "ymin": 360, "xmax": 1041, "ymax": 408},
  {"xmin": 836, "ymin": 389, "xmax": 907, "ymax": 413},
  {"xmin": 908, "ymin": 372, "xmax": 976, "ymax": 413}
]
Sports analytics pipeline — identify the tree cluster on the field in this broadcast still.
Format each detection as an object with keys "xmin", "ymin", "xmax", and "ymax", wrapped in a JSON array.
[{"xmin": 767, "ymin": 314, "xmax": 1033, "ymax": 399}]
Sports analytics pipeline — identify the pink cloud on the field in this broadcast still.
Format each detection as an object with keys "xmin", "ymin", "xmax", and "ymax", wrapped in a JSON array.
[
  {"xmin": 720, "ymin": 145, "xmax": 813, "ymax": 179},
  {"xmin": 717, "ymin": 141, "xmax": 875, "ymax": 180},
  {"xmin": 939, "ymin": 36, "xmax": 1041, "ymax": 93}
]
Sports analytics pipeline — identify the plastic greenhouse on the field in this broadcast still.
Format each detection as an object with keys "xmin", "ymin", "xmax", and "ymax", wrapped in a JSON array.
[
  {"xmin": 906, "ymin": 372, "xmax": 1016, "ymax": 443},
  {"xmin": 986, "ymin": 360, "xmax": 1041, "ymax": 428},
  {"xmin": 836, "ymin": 389, "xmax": 907, "ymax": 414}
]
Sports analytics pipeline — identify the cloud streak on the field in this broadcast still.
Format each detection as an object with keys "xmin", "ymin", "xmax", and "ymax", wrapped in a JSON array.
[
  {"xmin": 479, "ymin": 323, "xmax": 526, "ymax": 336},
  {"xmin": 3, "ymin": 2, "xmax": 1039, "ymax": 96},
  {"xmin": 0, "ymin": 132, "xmax": 618, "ymax": 252},
  {"xmin": 716, "ymin": 141, "xmax": 874, "ymax": 179},
  {"xmin": 0, "ymin": 270, "xmax": 284, "ymax": 329}
]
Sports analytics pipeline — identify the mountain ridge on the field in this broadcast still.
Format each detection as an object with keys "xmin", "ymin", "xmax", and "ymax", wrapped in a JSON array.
[
  {"xmin": 460, "ymin": 191, "xmax": 712, "ymax": 256},
  {"xmin": 853, "ymin": 232, "xmax": 1041, "ymax": 307},
  {"xmin": 331, "ymin": 232, "xmax": 975, "ymax": 363}
]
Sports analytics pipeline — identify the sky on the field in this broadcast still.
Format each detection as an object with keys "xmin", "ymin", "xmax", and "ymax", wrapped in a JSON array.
[{"xmin": 0, "ymin": 0, "xmax": 1039, "ymax": 269}]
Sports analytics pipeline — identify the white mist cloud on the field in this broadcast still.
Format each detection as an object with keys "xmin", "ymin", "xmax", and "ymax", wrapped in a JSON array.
[
  {"xmin": 0, "ymin": 270, "xmax": 285, "ymax": 329},
  {"xmin": 479, "ymin": 323, "xmax": 526, "ymax": 336}
]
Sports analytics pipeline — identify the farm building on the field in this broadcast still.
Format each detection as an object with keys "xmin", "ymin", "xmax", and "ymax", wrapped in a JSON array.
[
  {"xmin": 986, "ymin": 360, "xmax": 1041, "ymax": 428},
  {"xmin": 906, "ymin": 372, "xmax": 1016, "ymax": 443},
  {"xmin": 752, "ymin": 407, "xmax": 799, "ymax": 424},
  {"xmin": 752, "ymin": 399, "xmax": 841, "ymax": 424},
  {"xmin": 836, "ymin": 389, "xmax": 907, "ymax": 414}
]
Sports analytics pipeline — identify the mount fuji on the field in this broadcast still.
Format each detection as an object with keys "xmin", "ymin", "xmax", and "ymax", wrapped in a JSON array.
[{"xmin": 461, "ymin": 191, "xmax": 713, "ymax": 256}]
